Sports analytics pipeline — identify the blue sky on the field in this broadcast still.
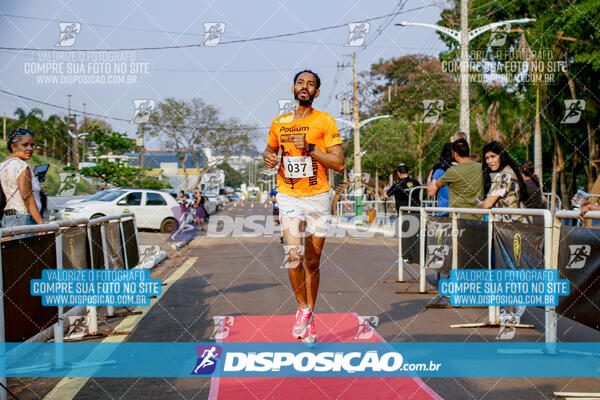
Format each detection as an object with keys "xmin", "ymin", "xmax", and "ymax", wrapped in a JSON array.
[{"xmin": 0, "ymin": 0, "xmax": 448, "ymax": 149}]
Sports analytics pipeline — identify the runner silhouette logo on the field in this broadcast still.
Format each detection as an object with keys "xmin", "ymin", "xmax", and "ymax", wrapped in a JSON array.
[
  {"xmin": 566, "ymin": 245, "xmax": 590, "ymax": 269},
  {"xmin": 203, "ymin": 23, "xmax": 225, "ymax": 46},
  {"xmin": 209, "ymin": 316, "xmax": 235, "ymax": 340},
  {"xmin": 427, "ymin": 245, "xmax": 449, "ymax": 269},
  {"xmin": 191, "ymin": 345, "xmax": 222, "ymax": 375},
  {"xmin": 354, "ymin": 316, "xmax": 379, "ymax": 340},
  {"xmin": 345, "ymin": 22, "xmax": 370, "ymax": 47},
  {"xmin": 488, "ymin": 23, "xmax": 511, "ymax": 47},
  {"xmin": 421, "ymin": 100, "xmax": 444, "ymax": 123},
  {"xmin": 561, "ymin": 100, "xmax": 586, "ymax": 124},
  {"xmin": 56, "ymin": 22, "xmax": 81, "ymax": 47}
]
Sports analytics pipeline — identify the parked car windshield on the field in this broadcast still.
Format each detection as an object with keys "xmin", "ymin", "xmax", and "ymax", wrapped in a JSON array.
[
  {"xmin": 87, "ymin": 191, "xmax": 113, "ymax": 201},
  {"xmin": 99, "ymin": 190, "xmax": 126, "ymax": 202}
]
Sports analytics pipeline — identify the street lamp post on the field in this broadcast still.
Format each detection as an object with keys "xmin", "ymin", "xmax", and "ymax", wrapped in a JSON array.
[
  {"xmin": 396, "ymin": 15, "xmax": 535, "ymax": 144},
  {"xmin": 336, "ymin": 114, "xmax": 391, "ymax": 223}
]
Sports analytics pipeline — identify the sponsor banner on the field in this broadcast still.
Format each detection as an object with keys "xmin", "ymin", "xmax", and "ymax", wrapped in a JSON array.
[
  {"xmin": 121, "ymin": 219, "xmax": 139, "ymax": 268},
  {"xmin": 60, "ymin": 225, "xmax": 90, "ymax": 269},
  {"xmin": 1, "ymin": 234, "xmax": 58, "ymax": 342},
  {"xmin": 105, "ymin": 222, "xmax": 125, "ymax": 268},
  {"xmin": 557, "ymin": 225, "xmax": 600, "ymax": 330},
  {"xmin": 401, "ymin": 212, "xmax": 420, "ymax": 263},
  {"xmin": 493, "ymin": 222, "xmax": 544, "ymax": 269},
  {"xmin": 425, "ymin": 217, "xmax": 452, "ymax": 272},
  {"xmin": 5, "ymin": 342, "xmax": 600, "ymax": 378},
  {"xmin": 439, "ymin": 269, "xmax": 569, "ymax": 307},
  {"xmin": 457, "ymin": 219, "xmax": 488, "ymax": 269},
  {"xmin": 89, "ymin": 224, "xmax": 103, "ymax": 269}
]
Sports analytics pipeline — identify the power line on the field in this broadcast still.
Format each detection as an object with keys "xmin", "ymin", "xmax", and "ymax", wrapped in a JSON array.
[
  {"xmin": 0, "ymin": 88, "xmax": 269, "ymax": 131},
  {"xmin": 0, "ymin": 5, "xmax": 435, "ymax": 52}
]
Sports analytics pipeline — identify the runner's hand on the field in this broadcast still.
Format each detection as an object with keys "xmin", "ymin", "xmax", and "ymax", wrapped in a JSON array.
[
  {"xmin": 264, "ymin": 151, "xmax": 279, "ymax": 168},
  {"xmin": 292, "ymin": 134, "xmax": 307, "ymax": 151}
]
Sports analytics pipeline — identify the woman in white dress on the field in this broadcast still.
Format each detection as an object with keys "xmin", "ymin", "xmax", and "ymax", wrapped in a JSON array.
[{"xmin": 0, "ymin": 129, "xmax": 44, "ymax": 227}]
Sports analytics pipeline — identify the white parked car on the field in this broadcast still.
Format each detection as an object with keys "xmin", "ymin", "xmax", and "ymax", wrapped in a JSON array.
[{"xmin": 57, "ymin": 189, "xmax": 179, "ymax": 233}]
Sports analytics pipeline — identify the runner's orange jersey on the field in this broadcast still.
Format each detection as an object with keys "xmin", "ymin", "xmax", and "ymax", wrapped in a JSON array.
[{"xmin": 268, "ymin": 109, "xmax": 342, "ymax": 197}]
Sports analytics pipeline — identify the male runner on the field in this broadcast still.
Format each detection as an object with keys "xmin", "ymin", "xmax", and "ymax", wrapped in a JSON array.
[{"xmin": 263, "ymin": 70, "xmax": 344, "ymax": 344}]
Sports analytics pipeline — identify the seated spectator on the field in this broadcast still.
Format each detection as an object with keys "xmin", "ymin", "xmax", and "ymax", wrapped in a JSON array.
[
  {"xmin": 428, "ymin": 139, "xmax": 483, "ymax": 220},
  {"xmin": 477, "ymin": 141, "xmax": 531, "ymax": 223}
]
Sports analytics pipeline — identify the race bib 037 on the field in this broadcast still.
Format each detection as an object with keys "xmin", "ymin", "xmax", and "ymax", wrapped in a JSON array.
[{"xmin": 283, "ymin": 156, "xmax": 313, "ymax": 179}]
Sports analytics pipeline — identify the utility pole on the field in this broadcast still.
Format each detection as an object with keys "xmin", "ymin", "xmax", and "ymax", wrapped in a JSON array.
[
  {"xmin": 459, "ymin": 0, "xmax": 470, "ymax": 141},
  {"xmin": 72, "ymin": 114, "xmax": 79, "ymax": 169},
  {"xmin": 82, "ymin": 102, "xmax": 87, "ymax": 163},
  {"xmin": 67, "ymin": 94, "xmax": 72, "ymax": 167},
  {"xmin": 2, "ymin": 113, "xmax": 6, "ymax": 141},
  {"xmin": 353, "ymin": 52, "xmax": 362, "ymax": 223}
]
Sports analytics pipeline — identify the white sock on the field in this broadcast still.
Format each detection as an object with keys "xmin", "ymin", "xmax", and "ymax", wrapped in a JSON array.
[{"xmin": 301, "ymin": 306, "xmax": 311, "ymax": 314}]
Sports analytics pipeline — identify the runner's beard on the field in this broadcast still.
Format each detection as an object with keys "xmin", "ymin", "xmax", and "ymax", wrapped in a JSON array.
[{"xmin": 294, "ymin": 89, "xmax": 315, "ymax": 107}]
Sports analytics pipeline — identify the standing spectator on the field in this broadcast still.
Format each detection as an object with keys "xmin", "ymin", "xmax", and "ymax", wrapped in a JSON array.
[
  {"xmin": 192, "ymin": 188, "xmax": 206, "ymax": 230},
  {"xmin": 477, "ymin": 141, "xmax": 530, "ymax": 223},
  {"xmin": 176, "ymin": 190, "xmax": 188, "ymax": 211},
  {"xmin": 520, "ymin": 160, "xmax": 545, "ymax": 209},
  {"xmin": 0, "ymin": 129, "xmax": 44, "ymax": 227},
  {"xmin": 427, "ymin": 142, "xmax": 453, "ymax": 216},
  {"xmin": 386, "ymin": 164, "xmax": 421, "ymax": 213},
  {"xmin": 428, "ymin": 139, "xmax": 483, "ymax": 220}
]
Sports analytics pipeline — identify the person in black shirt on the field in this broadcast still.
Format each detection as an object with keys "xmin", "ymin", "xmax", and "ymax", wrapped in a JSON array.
[
  {"xmin": 386, "ymin": 164, "xmax": 421, "ymax": 213},
  {"xmin": 520, "ymin": 160, "xmax": 545, "ymax": 209}
]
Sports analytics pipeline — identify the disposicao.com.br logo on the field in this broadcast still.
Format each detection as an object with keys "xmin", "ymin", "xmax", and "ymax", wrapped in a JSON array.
[{"xmin": 222, "ymin": 350, "xmax": 441, "ymax": 374}]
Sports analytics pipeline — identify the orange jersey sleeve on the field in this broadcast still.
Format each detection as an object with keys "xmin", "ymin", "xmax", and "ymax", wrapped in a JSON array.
[{"xmin": 323, "ymin": 114, "xmax": 342, "ymax": 148}]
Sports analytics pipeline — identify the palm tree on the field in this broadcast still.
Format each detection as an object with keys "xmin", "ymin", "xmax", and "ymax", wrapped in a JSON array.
[
  {"xmin": 13, "ymin": 107, "xmax": 43, "ymax": 129},
  {"xmin": 45, "ymin": 114, "xmax": 70, "ymax": 161}
]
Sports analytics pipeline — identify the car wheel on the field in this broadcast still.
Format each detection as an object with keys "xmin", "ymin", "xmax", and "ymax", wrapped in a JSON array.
[
  {"xmin": 160, "ymin": 218, "xmax": 176, "ymax": 234},
  {"xmin": 90, "ymin": 213, "xmax": 105, "ymax": 220}
]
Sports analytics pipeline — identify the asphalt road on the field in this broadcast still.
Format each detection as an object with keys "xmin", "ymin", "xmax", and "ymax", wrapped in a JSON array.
[{"xmin": 10, "ymin": 200, "xmax": 600, "ymax": 400}]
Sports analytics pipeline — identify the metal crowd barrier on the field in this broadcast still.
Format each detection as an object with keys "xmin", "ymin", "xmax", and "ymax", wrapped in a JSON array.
[
  {"xmin": 407, "ymin": 186, "xmax": 437, "ymax": 208},
  {"xmin": 0, "ymin": 213, "xmax": 140, "ymax": 399},
  {"xmin": 542, "ymin": 192, "xmax": 562, "ymax": 210},
  {"xmin": 398, "ymin": 206, "xmax": 556, "ymax": 342}
]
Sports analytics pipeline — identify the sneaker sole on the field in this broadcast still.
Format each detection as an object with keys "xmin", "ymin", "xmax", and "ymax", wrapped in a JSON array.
[{"xmin": 292, "ymin": 314, "xmax": 314, "ymax": 339}]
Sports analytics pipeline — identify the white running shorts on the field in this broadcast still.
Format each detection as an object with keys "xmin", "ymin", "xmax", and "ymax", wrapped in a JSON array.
[{"xmin": 276, "ymin": 192, "xmax": 331, "ymax": 237}]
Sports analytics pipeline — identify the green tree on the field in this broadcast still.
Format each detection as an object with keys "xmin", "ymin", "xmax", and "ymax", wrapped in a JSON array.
[
  {"xmin": 81, "ymin": 126, "xmax": 170, "ymax": 189},
  {"xmin": 139, "ymin": 97, "xmax": 253, "ymax": 190},
  {"xmin": 218, "ymin": 162, "xmax": 244, "ymax": 188}
]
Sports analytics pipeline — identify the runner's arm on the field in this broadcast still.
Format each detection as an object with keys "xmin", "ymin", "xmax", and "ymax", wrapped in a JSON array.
[
  {"xmin": 263, "ymin": 144, "xmax": 279, "ymax": 168},
  {"xmin": 308, "ymin": 144, "xmax": 344, "ymax": 172}
]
